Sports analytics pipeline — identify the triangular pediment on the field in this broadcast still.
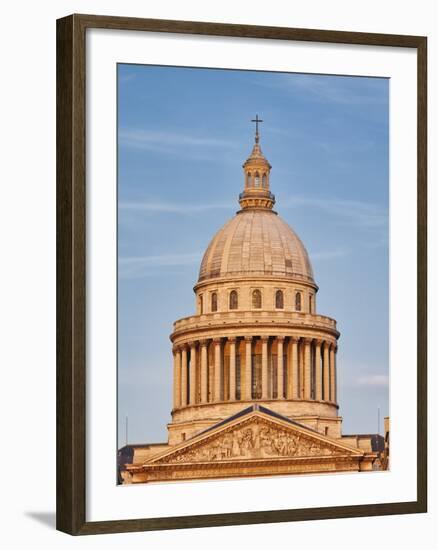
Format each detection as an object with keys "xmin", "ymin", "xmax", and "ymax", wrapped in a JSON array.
[{"xmin": 150, "ymin": 408, "xmax": 363, "ymax": 465}]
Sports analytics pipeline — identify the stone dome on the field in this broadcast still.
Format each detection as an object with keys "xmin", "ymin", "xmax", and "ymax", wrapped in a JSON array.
[{"xmin": 198, "ymin": 209, "xmax": 315, "ymax": 285}]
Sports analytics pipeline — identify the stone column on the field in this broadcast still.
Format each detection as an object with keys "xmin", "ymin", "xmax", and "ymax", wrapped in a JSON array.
[
  {"xmin": 299, "ymin": 341, "xmax": 305, "ymax": 398},
  {"xmin": 261, "ymin": 336, "xmax": 269, "ymax": 399},
  {"xmin": 213, "ymin": 338, "xmax": 222, "ymax": 402},
  {"xmin": 303, "ymin": 338, "xmax": 312, "ymax": 400},
  {"xmin": 315, "ymin": 340, "xmax": 323, "ymax": 401},
  {"xmin": 189, "ymin": 342, "xmax": 197, "ymax": 405},
  {"xmin": 286, "ymin": 339, "xmax": 293, "ymax": 399},
  {"xmin": 181, "ymin": 345, "xmax": 188, "ymax": 407},
  {"xmin": 277, "ymin": 337, "xmax": 284, "ymax": 399},
  {"xmin": 291, "ymin": 337, "xmax": 299, "ymax": 399},
  {"xmin": 330, "ymin": 343, "xmax": 337, "ymax": 403},
  {"xmin": 323, "ymin": 341, "xmax": 330, "ymax": 401},
  {"xmin": 200, "ymin": 340, "xmax": 208, "ymax": 404},
  {"xmin": 244, "ymin": 336, "xmax": 252, "ymax": 400},
  {"xmin": 173, "ymin": 347, "xmax": 181, "ymax": 409},
  {"xmin": 229, "ymin": 337, "xmax": 236, "ymax": 401}
]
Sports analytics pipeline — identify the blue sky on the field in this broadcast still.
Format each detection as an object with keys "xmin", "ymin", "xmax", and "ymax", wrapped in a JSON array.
[{"xmin": 117, "ymin": 64, "xmax": 389, "ymax": 447}]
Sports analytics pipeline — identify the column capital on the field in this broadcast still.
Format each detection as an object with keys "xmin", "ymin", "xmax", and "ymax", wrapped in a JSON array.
[
  {"xmin": 302, "ymin": 337, "xmax": 313, "ymax": 345},
  {"xmin": 276, "ymin": 336, "xmax": 285, "ymax": 343},
  {"xmin": 260, "ymin": 335, "xmax": 269, "ymax": 343},
  {"xmin": 289, "ymin": 336, "xmax": 300, "ymax": 344},
  {"xmin": 199, "ymin": 338, "xmax": 209, "ymax": 347},
  {"xmin": 174, "ymin": 343, "xmax": 188, "ymax": 353},
  {"xmin": 227, "ymin": 336, "xmax": 237, "ymax": 344},
  {"xmin": 213, "ymin": 337, "xmax": 222, "ymax": 345},
  {"xmin": 314, "ymin": 338, "xmax": 324, "ymax": 347},
  {"xmin": 189, "ymin": 341, "xmax": 197, "ymax": 350},
  {"xmin": 244, "ymin": 336, "xmax": 253, "ymax": 343},
  {"xmin": 329, "ymin": 341, "xmax": 338, "ymax": 351}
]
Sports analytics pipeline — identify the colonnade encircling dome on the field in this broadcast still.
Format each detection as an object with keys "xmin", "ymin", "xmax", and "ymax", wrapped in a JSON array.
[{"xmin": 173, "ymin": 336, "xmax": 337, "ymax": 406}]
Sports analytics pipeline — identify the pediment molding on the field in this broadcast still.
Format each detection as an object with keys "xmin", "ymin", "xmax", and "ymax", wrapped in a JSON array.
[{"xmin": 151, "ymin": 412, "xmax": 362, "ymax": 465}]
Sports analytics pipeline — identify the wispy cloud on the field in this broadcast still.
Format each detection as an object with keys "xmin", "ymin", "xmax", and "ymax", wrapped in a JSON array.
[
  {"xmin": 354, "ymin": 374, "xmax": 389, "ymax": 388},
  {"xmin": 119, "ymin": 201, "xmax": 234, "ymax": 213},
  {"xmin": 340, "ymin": 363, "xmax": 389, "ymax": 389},
  {"xmin": 265, "ymin": 127, "xmax": 378, "ymax": 157},
  {"xmin": 282, "ymin": 196, "xmax": 388, "ymax": 230},
  {"xmin": 120, "ymin": 195, "xmax": 388, "ymax": 232},
  {"xmin": 119, "ymin": 252, "xmax": 201, "ymax": 279},
  {"xmin": 119, "ymin": 128, "xmax": 237, "ymax": 159},
  {"xmin": 120, "ymin": 195, "xmax": 386, "ymax": 227},
  {"xmin": 119, "ymin": 72, "xmax": 136, "ymax": 83},
  {"xmin": 253, "ymin": 74, "xmax": 388, "ymax": 106},
  {"xmin": 309, "ymin": 247, "xmax": 349, "ymax": 261}
]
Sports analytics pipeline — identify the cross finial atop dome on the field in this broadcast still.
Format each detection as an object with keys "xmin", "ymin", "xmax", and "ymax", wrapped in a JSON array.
[
  {"xmin": 251, "ymin": 114, "xmax": 263, "ymax": 143},
  {"xmin": 245, "ymin": 115, "xmax": 270, "ymax": 165}
]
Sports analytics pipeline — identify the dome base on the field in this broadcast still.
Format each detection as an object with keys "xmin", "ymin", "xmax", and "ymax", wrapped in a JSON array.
[{"xmin": 168, "ymin": 399, "xmax": 340, "ymax": 445}]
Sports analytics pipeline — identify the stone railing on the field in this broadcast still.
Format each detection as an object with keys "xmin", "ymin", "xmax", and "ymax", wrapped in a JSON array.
[{"xmin": 173, "ymin": 310, "xmax": 337, "ymax": 334}]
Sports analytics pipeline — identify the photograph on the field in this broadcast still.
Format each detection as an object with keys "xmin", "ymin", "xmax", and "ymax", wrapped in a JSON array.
[
  {"xmin": 116, "ymin": 63, "xmax": 390, "ymax": 485},
  {"xmin": 1, "ymin": 0, "xmax": 430, "ymax": 544}
]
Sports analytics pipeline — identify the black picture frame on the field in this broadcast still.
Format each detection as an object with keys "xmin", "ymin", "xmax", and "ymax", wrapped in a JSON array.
[{"xmin": 56, "ymin": 13, "xmax": 427, "ymax": 535}]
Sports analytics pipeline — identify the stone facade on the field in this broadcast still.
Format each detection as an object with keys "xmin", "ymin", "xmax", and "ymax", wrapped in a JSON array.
[
  {"xmin": 120, "ymin": 123, "xmax": 384, "ymax": 484},
  {"xmin": 121, "ymin": 406, "xmax": 376, "ymax": 484}
]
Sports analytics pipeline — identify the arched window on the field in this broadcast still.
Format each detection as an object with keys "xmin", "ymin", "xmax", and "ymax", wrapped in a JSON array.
[
  {"xmin": 262, "ymin": 174, "xmax": 267, "ymax": 188},
  {"xmin": 229, "ymin": 290, "xmax": 238, "ymax": 310},
  {"xmin": 309, "ymin": 294, "xmax": 313, "ymax": 313},
  {"xmin": 252, "ymin": 289, "xmax": 262, "ymax": 309},
  {"xmin": 254, "ymin": 172, "xmax": 260, "ymax": 187},
  {"xmin": 246, "ymin": 172, "xmax": 251, "ymax": 187},
  {"xmin": 295, "ymin": 291, "xmax": 302, "ymax": 311},
  {"xmin": 275, "ymin": 290, "xmax": 284, "ymax": 309},
  {"xmin": 211, "ymin": 292, "xmax": 218, "ymax": 312}
]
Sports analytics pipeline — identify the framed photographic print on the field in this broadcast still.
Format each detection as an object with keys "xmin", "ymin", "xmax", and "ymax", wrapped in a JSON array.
[{"xmin": 56, "ymin": 14, "xmax": 427, "ymax": 535}]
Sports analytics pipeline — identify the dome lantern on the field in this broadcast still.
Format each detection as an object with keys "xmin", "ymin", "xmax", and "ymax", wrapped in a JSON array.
[{"xmin": 239, "ymin": 115, "xmax": 275, "ymax": 211}]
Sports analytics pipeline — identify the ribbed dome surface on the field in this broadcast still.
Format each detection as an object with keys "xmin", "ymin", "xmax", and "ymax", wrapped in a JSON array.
[{"xmin": 198, "ymin": 209, "xmax": 314, "ymax": 284}]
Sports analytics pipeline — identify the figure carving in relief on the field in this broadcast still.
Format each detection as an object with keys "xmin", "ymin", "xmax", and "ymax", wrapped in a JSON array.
[
  {"xmin": 221, "ymin": 433, "xmax": 233, "ymax": 458},
  {"xmin": 231, "ymin": 431, "xmax": 241, "ymax": 457},
  {"xmin": 159, "ymin": 418, "xmax": 344, "ymax": 464},
  {"xmin": 239, "ymin": 428, "xmax": 255, "ymax": 457},
  {"xmin": 208, "ymin": 442, "xmax": 222, "ymax": 461},
  {"xmin": 259, "ymin": 426, "xmax": 274, "ymax": 457}
]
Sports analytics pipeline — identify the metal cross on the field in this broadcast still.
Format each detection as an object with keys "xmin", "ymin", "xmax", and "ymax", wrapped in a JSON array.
[{"xmin": 251, "ymin": 114, "xmax": 263, "ymax": 136}]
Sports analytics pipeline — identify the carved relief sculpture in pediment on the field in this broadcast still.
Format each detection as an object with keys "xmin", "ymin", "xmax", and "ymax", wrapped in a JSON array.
[{"xmin": 156, "ymin": 418, "xmax": 349, "ymax": 464}]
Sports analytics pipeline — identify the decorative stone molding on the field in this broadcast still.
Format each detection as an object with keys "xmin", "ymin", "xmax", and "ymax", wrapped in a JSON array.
[{"xmin": 155, "ymin": 416, "xmax": 357, "ymax": 465}]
